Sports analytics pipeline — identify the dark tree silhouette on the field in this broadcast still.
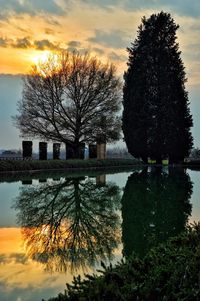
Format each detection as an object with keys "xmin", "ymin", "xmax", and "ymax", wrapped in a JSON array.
[
  {"xmin": 122, "ymin": 12, "xmax": 193, "ymax": 163},
  {"xmin": 121, "ymin": 167, "xmax": 193, "ymax": 258},
  {"xmin": 14, "ymin": 52, "xmax": 122, "ymax": 158},
  {"xmin": 14, "ymin": 176, "xmax": 121, "ymax": 272}
]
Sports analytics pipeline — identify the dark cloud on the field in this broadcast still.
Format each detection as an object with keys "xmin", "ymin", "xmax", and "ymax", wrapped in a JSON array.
[
  {"xmin": 13, "ymin": 37, "xmax": 32, "ymax": 49},
  {"xmin": 0, "ymin": 0, "xmax": 199, "ymax": 21},
  {"xmin": 80, "ymin": 0, "xmax": 118, "ymax": 11},
  {"xmin": 108, "ymin": 51, "xmax": 127, "ymax": 62},
  {"xmin": 0, "ymin": 0, "xmax": 65, "ymax": 18},
  {"xmin": 67, "ymin": 40, "xmax": 81, "ymax": 47},
  {"xmin": 88, "ymin": 30, "xmax": 130, "ymax": 49},
  {"xmin": 0, "ymin": 253, "xmax": 28, "ymax": 264},
  {"xmin": 0, "ymin": 36, "xmax": 32, "ymax": 49},
  {"xmin": 81, "ymin": 0, "xmax": 200, "ymax": 18},
  {"xmin": 45, "ymin": 17, "xmax": 61, "ymax": 26},
  {"xmin": 184, "ymin": 43, "xmax": 200, "ymax": 61},
  {"xmin": 45, "ymin": 28, "xmax": 55, "ymax": 35},
  {"xmin": 16, "ymin": 26, "xmax": 31, "ymax": 34},
  {"xmin": 0, "ymin": 280, "xmax": 61, "ymax": 301},
  {"xmin": 0, "ymin": 254, "xmax": 7, "ymax": 263},
  {"xmin": 0, "ymin": 37, "xmax": 10, "ymax": 47},
  {"xmin": 190, "ymin": 23, "xmax": 200, "ymax": 31},
  {"xmin": 124, "ymin": 0, "xmax": 200, "ymax": 18},
  {"xmin": 67, "ymin": 47, "xmax": 90, "ymax": 55},
  {"xmin": 92, "ymin": 47, "xmax": 105, "ymax": 55},
  {"xmin": 0, "ymin": 35, "xmax": 63, "ymax": 51},
  {"xmin": 10, "ymin": 253, "xmax": 28, "ymax": 264},
  {"xmin": 34, "ymin": 39, "xmax": 60, "ymax": 50},
  {"xmin": 67, "ymin": 46, "xmax": 78, "ymax": 53}
]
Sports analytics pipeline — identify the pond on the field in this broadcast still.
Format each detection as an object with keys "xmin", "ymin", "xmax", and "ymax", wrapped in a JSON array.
[{"xmin": 0, "ymin": 167, "xmax": 200, "ymax": 301}]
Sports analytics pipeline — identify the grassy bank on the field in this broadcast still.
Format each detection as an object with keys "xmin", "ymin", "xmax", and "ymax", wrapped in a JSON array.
[
  {"xmin": 46, "ymin": 223, "xmax": 200, "ymax": 301},
  {"xmin": 0, "ymin": 158, "xmax": 141, "ymax": 173}
]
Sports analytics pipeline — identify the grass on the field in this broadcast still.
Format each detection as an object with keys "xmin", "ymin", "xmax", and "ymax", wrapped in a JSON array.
[
  {"xmin": 46, "ymin": 223, "xmax": 200, "ymax": 301},
  {"xmin": 0, "ymin": 158, "xmax": 141, "ymax": 173}
]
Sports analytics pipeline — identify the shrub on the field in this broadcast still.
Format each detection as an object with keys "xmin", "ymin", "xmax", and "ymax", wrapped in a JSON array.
[{"xmin": 46, "ymin": 223, "xmax": 200, "ymax": 301}]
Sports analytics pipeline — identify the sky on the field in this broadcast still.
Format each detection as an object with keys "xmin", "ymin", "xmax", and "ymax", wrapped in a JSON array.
[{"xmin": 0, "ymin": 0, "xmax": 200, "ymax": 150}]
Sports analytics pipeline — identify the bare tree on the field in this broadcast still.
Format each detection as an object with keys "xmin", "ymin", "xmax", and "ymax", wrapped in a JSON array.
[{"xmin": 13, "ymin": 52, "xmax": 122, "ymax": 158}]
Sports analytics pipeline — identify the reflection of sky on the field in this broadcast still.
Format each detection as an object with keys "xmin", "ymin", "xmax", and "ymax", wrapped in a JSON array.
[
  {"xmin": 0, "ymin": 172, "xmax": 129, "ymax": 301},
  {"xmin": 0, "ymin": 169, "xmax": 200, "ymax": 300},
  {"xmin": 0, "ymin": 228, "xmax": 78, "ymax": 301},
  {"xmin": 0, "ymin": 182, "xmax": 20, "ymax": 227},
  {"xmin": 187, "ymin": 169, "xmax": 200, "ymax": 223}
]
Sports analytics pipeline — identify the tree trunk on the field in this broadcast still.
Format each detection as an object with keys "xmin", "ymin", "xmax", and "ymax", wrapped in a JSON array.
[
  {"xmin": 141, "ymin": 156, "xmax": 148, "ymax": 164},
  {"xmin": 65, "ymin": 143, "xmax": 74, "ymax": 159},
  {"xmin": 156, "ymin": 157, "xmax": 162, "ymax": 164}
]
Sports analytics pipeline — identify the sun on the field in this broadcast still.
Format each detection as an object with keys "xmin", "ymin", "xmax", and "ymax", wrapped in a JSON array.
[{"xmin": 31, "ymin": 50, "xmax": 52, "ymax": 65}]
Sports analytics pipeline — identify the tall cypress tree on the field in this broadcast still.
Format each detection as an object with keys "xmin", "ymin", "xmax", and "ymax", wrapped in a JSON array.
[{"xmin": 122, "ymin": 12, "xmax": 193, "ymax": 163}]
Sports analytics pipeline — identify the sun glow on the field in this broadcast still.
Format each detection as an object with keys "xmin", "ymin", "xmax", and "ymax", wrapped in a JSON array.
[{"xmin": 31, "ymin": 50, "xmax": 52, "ymax": 65}]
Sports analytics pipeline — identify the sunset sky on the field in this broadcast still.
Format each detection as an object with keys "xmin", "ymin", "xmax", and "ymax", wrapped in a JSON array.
[{"xmin": 0, "ymin": 0, "xmax": 200, "ymax": 149}]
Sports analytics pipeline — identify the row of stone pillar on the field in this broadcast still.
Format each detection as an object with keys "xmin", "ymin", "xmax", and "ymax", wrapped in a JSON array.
[
  {"xmin": 21, "ymin": 175, "xmax": 106, "ymax": 186},
  {"xmin": 22, "ymin": 141, "xmax": 60, "ymax": 160},
  {"xmin": 22, "ymin": 141, "xmax": 106, "ymax": 160}
]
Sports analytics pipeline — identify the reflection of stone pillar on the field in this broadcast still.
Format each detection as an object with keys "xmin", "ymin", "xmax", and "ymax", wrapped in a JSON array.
[
  {"xmin": 22, "ymin": 141, "xmax": 32, "ymax": 160},
  {"xmin": 52, "ymin": 178, "xmax": 60, "ymax": 182},
  {"xmin": 96, "ymin": 174, "xmax": 106, "ymax": 186},
  {"xmin": 22, "ymin": 180, "xmax": 32, "ymax": 185},
  {"xmin": 39, "ymin": 142, "xmax": 47, "ymax": 160},
  {"xmin": 39, "ymin": 179, "xmax": 47, "ymax": 183},
  {"xmin": 53, "ymin": 143, "xmax": 61, "ymax": 160},
  {"xmin": 89, "ymin": 144, "xmax": 97, "ymax": 159}
]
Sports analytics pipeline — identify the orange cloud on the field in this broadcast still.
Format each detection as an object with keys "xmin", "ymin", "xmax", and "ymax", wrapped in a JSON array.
[
  {"xmin": 0, "ymin": 2, "xmax": 198, "ymax": 85},
  {"xmin": 0, "ymin": 227, "xmax": 86, "ymax": 299}
]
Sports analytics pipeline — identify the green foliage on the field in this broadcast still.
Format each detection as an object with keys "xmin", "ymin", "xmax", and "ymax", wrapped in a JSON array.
[
  {"xmin": 46, "ymin": 223, "xmax": 200, "ymax": 300},
  {"xmin": 0, "ymin": 158, "xmax": 141, "ymax": 172},
  {"xmin": 122, "ymin": 11, "xmax": 193, "ymax": 163}
]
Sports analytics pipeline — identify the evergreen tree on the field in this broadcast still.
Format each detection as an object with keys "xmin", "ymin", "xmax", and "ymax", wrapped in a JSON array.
[{"xmin": 122, "ymin": 12, "xmax": 193, "ymax": 163}]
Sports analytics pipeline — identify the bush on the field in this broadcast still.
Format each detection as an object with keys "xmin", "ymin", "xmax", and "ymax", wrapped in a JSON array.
[{"xmin": 46, "ymin": 223, "xmax": 200, "ymax": 301}]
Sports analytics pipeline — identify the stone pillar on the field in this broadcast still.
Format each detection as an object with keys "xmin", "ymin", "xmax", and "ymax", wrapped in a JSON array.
[
  {"xmin": 39, "ymin": 142, "xmax": 47, "ymax": 160},
  {"xmin": 96, "ymin": 174, "xmax": 106, "ymax": 186},
  {"xmin": 97, "ymin": 135, "xmax": 106, "ymax": 160},
  {"xmin": 53, "ymin": 143, "xmax": 61, "ymax": 160},
  {"xmin": 65, "ymin": 144, "xmax": 74, "ymax": 159},
  {"xmin": 89, "ymin": 144, "xmax": 97, "ymax": 159},
  {"xmin": 22, "ymin": 141, "xmax": 32, "ymax": 160},
  {"xmin": 65, "ymin": 143, "xmax": 85, "ymax": 159},
  {"xmin": 79, "ymin": 143, "xmax": 85, "ymax": 159},
  {"xmin": 97, "ymin": 143, "xmax": 106, "ymax": 159}
]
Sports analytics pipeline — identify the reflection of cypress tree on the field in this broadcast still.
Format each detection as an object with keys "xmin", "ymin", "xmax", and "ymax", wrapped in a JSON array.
[
  {"xmin": 122, "ymin": 167, "xmax": 193, "ymax": 258},
  {"xmin": 14, "ymin": 177, "xmax": 121, "ymax": 272}
]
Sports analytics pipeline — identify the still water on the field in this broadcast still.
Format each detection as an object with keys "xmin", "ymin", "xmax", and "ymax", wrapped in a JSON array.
[{"xmin": 0, "ymin": 167, "xmax": 200, "ymax": 301}]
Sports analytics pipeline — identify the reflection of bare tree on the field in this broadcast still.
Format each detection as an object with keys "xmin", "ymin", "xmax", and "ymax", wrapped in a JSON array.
[{"xmin": 14, "ymin": 177, "xmax": 121, "ymax": 272}]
